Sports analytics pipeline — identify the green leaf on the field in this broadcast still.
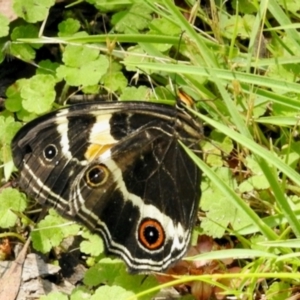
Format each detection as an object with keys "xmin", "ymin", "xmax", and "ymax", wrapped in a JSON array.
[
  {"xmin": 31, "ymin": 209, "xmax": 80, "ymax": 253},
  {"xmin": 58, "ymin": 18, "xmax": 81, "ymax": 37},
  {"xmin": 0, "ymin": 188, "xmax": 27, "ymax": 228},
  {"xmin": 281, "ymin": 142, "xmax": 300, "ymax": 169},
  {"xmin": 0, "ymin": 14, "xmax": 9, "ymax": 37},
  {"xmin": 90, "ymin": 286, "xmax": 135, "ymax": 300},
  {"xmin": 148, "ymin": 17, "xmax": 181, "ymax": 51},
  {"xmin": 102, "ymin": 71, "xmax": 128, "ymax": 93},
  {"xmin": 231, "ymin": 0, "xmax": 258, "ymax": 14},
  {"xmin": 123, "ymin": 47, "xmax": 153, "ymax": 73},
  {"xmin": 153, "ymin": 86, "xmax": 175, "ymax": 101},
  {"xmin": 5, "ymin": 85, "xmax": 23, "ymax": 113},
  {"xmin": 246, "ymin": 174, "xmax": 270, "ymax": 190},
  {"xmin": 84, "ymin": 258, "xmax": 124, "ymax": 287},
  {"xmin": 0, "ymin": 115, "xmax": 22, "ymax": 179},
  {"xmin": 277, "ymin": 0, "xmax": 299, "ymax": 13},
  {"xmin": 266, "ymin": 281, "xmax": 291, "ymax": 300},
  {"xmin": 147, "ymin": 18, "xmax": 182, "ymax": 52},
  {"xmin": 200, "ymin": 168, "xmax": 251, "ymax": 237},
  {"xmin": 84, "ymin": 258, "xmax": 158, "ymax": 299},
  {"xmin": 113, "ymin": 269, "xmax": 158, "ymax": 299},
  {"xmin": 239, "ymin": 180, "xmax": 254, "ymax": 193},
  {"xmin": 10, "ymin": 24, "xmax": 41, "ymax": 60},
  {"xmin": 201, "ymin": 130, "xmax": 233, "ymax": 167},
  {"xmin": 70, "ymin": 287, "xmax": 91, "ymax": 300},
  {"xmin": 245, "ymin": 156, "xmax": 263, "ymax": 174},
  {"xmin": 0, "ymin": 116, "xmax": 22, "ymax": 163},
  {"xmin": 13, "ymin": 0, "xmax": 55, "ymax": 23},
  {"xmin": 267, "ymin": 64, "xmax": 295, "ymax": 87},
  {"xmin": 82, "ymin": 85, "xmax": 99, "ymax": 94},
  {"xmin": 20, "ymin": 74, "xmax": 56, "ymax": 114},
  {"xmin": 80, "ymin": 230, "xmax": 104, "ymax": 257},
  {"xmin": 57, "ymin": 58, "xmax": 109, "ymax": 87},
  {"xmin": 111, "ymin": 3, "xmax": 152, "ymax": 33},
  {"xmin": 9, "ymin": 43, "xmax": 36, "ymax": 61},
  {"xmin": 0, "ymin": 44, "xmax": 5, "ymax": 63},
  {"xmin": 37, "ymin": 60, "xmax": 60, "ymax": 77},
  {"xmin": 86, "ymin": 0, "xmax": 126, "ymax": 12},
  {"xmin": 16, "ymin": 110, "xmax": 38, "ymax": 122},
  {"xmin": 11, "ymin": 24, "xmax": 40, "ymax": 41},
  {"xmin": 61, "ymin": 44, "xmax": 100, "ymax": 67},
  {"xmin": 56, "ymin": 45, "xmax": 109, "ymax": 87},
  {"xmin": 218, "ymin": 14, "xmax": 256, "ymax": 40},
  {"xmin": 120, "ymin": 86, "xmax": 150, "ymax": 101},
  {"xmin": 149, "ymin": 17, "xmax": 181, "ymax": 36},
  {"xmin": 40, "ymin": 292, "xmax": 68, "ymax": 300}
]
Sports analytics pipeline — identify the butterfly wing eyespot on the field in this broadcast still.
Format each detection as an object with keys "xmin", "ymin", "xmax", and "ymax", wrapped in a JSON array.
[
  {"xmin": 84, "ymin": 164, "xmax": 109, "ymax": 187},
  {"xmin": 11, "ymin": 101, "xmax": 202, "ymax": 273},
  {"xmin": 138, "ymin": 218, "xmax": 165, "ymax": 250},
  {"xmin": 43, "ymin": 144, "xmax": 58, "ymax": 161}
]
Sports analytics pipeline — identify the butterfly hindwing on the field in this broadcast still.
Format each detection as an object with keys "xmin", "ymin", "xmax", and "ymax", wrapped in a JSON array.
[{"xmin": 12, "ymin": 101, "xmax": 202, "ymax": 273}]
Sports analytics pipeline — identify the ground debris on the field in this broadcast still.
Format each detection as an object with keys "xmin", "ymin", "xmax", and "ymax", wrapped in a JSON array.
[{"xmin": 0, "ymin": 250, "xmax": 75, "ymax": 299}]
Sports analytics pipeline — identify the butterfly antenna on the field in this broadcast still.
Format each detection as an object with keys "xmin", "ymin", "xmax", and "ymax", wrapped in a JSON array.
[
  {"xmin": 174, "ymin": 31, "xmax": 185, "ymax": 105},
  {"xmin": 172, "ymin": 32, "xmax": 196, "ymax": 110}
]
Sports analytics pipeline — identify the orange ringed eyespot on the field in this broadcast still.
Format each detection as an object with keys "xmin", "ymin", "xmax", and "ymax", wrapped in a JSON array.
[{"xmin": 138, "ymin": 218, "xmax": 165, "ymax": 250}]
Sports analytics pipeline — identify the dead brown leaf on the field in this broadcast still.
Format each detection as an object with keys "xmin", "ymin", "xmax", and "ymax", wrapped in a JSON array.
[
  {"xmin": 0, "ymin": 0, "xmax": 18, "ymax": 21},
  {"xmin": 0, "ymin": 238, "xmax": 30, "ymax": 300}
]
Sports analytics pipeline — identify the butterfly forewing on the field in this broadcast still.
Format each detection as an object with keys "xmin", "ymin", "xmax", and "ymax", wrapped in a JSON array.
[{"xmin": 12, "ymin": 101, "xmax": 202, "ymax": 273}]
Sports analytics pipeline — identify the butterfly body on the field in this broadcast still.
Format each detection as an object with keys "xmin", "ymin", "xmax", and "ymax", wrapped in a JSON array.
[{"xmin": 12, "ymin": 101, "xmax": 202, "ymax": 273}]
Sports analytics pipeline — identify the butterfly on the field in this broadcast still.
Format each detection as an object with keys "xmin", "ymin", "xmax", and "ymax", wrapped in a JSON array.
[{"xmin": 11, "ymin": 100, "xmax": 202, "ymax": 273}]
